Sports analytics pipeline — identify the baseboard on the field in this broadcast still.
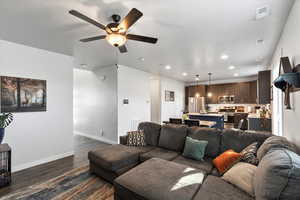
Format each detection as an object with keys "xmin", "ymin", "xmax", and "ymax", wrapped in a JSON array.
[
  {"xmin": 12, "ymin": 151, "xmax": 74, "ymax": 173},
  {"xmin": 74, "ymin": 131, "xmax": 117, "ymax": 145}
]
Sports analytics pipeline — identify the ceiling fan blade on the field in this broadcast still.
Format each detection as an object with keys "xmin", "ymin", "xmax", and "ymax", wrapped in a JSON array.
[
  {"xmin": 69, "ymin": 10, "xmax": 106, "ymax": 30},
  {"xmin": 118, "ymin": 45, "xmax": 128, "ymax": 53},
  {"xmin": 118, "ymin": 8, "xmax": 143, "ymax": 31},
  {"xmin": 127, "ymin": 34, "xmax": 158, "ymax": 44},
  {"xmin": 79, "ymin": 35, "xmax": 106, "ymax": 42}
]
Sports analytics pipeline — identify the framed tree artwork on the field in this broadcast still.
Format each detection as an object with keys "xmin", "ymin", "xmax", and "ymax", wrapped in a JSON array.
[
  {"xmin": 0, "ymin": 76, "xmax": 47, "ymax": 113},
  {"xmin": 165, "ymin": 90, "xmax": 175, "ymax": 102}
]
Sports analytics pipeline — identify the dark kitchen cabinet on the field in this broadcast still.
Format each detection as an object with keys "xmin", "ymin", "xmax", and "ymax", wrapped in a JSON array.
[
  {"xmin": 185, "ymin": 85, "xmax": 206, "ymax": 105},
  {"xmin": 234, "ymin": 82, "xmax": 250, "ymax": 104},
  {"xmin": 258, "ymin": 70, "xmax": 271, "ymax": 104},
  {"xmin": 249, "ymin": 81, "xmax": 258, "ymax": 104},
  {"xmin": 206, "ymin": 85, "xmax": 220, "ymax": 104},
  {"xmin": 186, "ymin": 85, "xmax": 206, "ymax": 97},
  {"xmin": 248, "ymin": 118, "xmax": 272, "ymax": 132},
  {"xmin": 186, "ymin": 80, "xmax": 258, "ymax": 105}
]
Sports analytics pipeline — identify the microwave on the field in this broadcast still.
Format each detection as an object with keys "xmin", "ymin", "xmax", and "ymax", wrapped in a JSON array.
[{"xmin": 218, "ymin": 96, "xmax": 235, "ymax": 104}]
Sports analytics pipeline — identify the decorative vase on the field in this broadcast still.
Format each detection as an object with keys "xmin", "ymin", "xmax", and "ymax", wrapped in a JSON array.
[{"xmin": 0, "ymin": 128, "xmax": 5, "ymax": 144}]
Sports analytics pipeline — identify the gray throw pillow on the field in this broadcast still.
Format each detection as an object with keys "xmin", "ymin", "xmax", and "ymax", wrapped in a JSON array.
[
  {"xmin": 254, "ymin": 148, "xmax": 300, "ymax": 200},
  {"xmin": 257, "ymin": 136, "xmax": 297, "ymax": 161},
  {"xmin": 138, "ymin": 122, "xmax": 161, "ymax": 146},
  {"xmin": 182, "ymin": 137, "xmax": 208, "ymax": 161},
  {"xmin": 158, "ymin": 124, "xmax": 187, "ymax": 152},
  {"xmin": 222, "ymin": 162, "xmax": 257, "ymax": 197}
]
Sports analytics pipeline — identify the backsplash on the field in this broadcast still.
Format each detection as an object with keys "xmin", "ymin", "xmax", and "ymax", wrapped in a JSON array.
[{"xmin": 207, "ymin": 104, "xmax": 264, "ymax": 113}]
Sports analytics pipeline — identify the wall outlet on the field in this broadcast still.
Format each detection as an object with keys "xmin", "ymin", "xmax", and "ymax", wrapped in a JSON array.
[{"xmin": 100, "ymin": 129, "xmax": 104, "ymax": 136}]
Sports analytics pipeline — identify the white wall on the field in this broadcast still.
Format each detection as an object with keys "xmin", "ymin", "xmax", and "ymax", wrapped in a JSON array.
[
  {"xmin": 0, "ymin": 40, "xmax": 74, "ymax": 171},
  {"xmin": 73, "ymin": 66, "xmax": 118, "ymax": 144},
  {"xmin": 270, "ymin": 1, "xmax": 300, "ymax": 149},
  {"xmin": 117, "ymin": 65, "xmax": 151, "ymax": 137},
  {"xmin": 160, "ymin": 77, "xmax": 185, "ymax": 122},
  {"xmin": 150, "ymin": 77, "xmax": 161, "ymax": 123}
]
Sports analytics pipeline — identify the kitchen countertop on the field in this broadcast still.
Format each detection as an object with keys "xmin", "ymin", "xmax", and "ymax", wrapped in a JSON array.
[
  {"xmin": 248, "ymin": 113, "xmax": 272, "ymax": 119},
  {"xmin": 188, "ymin": 113, "xmax": 224, "ymax": 117}
]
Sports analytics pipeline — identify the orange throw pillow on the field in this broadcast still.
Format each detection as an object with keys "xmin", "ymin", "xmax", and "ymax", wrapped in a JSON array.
[{"xmin": 213, "ymin": 149, "xmax": 241, "ymax": 174}]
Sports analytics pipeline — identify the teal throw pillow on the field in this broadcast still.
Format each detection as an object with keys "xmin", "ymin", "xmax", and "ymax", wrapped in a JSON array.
[{"xmin": 183, "ymin": 137, "xmax": 208, "ymax": 161}]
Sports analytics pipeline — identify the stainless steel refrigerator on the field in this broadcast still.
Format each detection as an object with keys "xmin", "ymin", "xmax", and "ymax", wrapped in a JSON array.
[{"xmin": 188, "ymin": 97, "xmax": 206, "ymax": 113}]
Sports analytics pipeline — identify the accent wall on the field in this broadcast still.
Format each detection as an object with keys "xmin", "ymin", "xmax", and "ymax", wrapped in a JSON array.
[{"xmin": 0, "ymin": 39, "xmax": 74, "ymax": 172}]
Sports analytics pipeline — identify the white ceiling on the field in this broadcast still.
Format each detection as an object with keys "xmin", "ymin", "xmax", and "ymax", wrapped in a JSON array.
[{"xmin": 0, "ymin": 0, "xmax": 295, "ymax": 82}]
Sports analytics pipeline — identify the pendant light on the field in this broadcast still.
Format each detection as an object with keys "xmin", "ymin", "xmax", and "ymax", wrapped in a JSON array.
[
  {"xmin": 207, "ymin": 73, "xmax": 213, "ymax": 97},
  {"xmin": 195, "ymin": 75, "xmax": 200, "ymax": 98}
]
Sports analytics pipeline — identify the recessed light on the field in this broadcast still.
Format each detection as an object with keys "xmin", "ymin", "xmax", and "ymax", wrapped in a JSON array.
[
  {"xmin": 138, "ymin": 57, "xmax": 145, "ymax": 61},
  {"xmin": 165, "ymin": 65, "xmax": 171, "ymax": 70},
  {"xmin": 81, "ymin": 64, "xmax": 88, "ymax": 68},
  {"xmin": 182, "ymin": 72, "xmax": 188, "ymax": 76},
  {"xmin": 221, "ymin": 54, "xmax": 229, "ymax": 60},
  {"xmin": 256, "ymin": 6, "xmax": 270, "ymax": 20},
  {"xmin": 256, "ymin": 57, "xmax": 263, "ymax": 62},
  {"xmin": 234, "ymin": 73, "xmax": 239, "ymax": 77},
  {"xmin": 228, "ymin": 65, "xmax": 235, "ymax": 70}
]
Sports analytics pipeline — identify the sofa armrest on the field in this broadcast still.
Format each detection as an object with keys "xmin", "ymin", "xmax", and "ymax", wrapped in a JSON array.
[{"xmin": 119, "ymin": 135, "xmax": 128, "ymax": 145}]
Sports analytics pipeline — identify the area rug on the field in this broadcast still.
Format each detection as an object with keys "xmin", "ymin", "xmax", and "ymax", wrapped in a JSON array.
[{"xmin": 0, "ymin": 166, "xmax": 114, "ymax": 200}]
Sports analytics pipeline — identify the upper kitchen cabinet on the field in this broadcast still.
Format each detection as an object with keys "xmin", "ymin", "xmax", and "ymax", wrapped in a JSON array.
[
  {"xmin": 234, "ymin": 82, "xmax": 250, "ymax": 104},
  {"xmin": 206, "ymin": 84, "xmax": 220, "ymax": 104},
  {"xmin": 249, "ymin": 80, "xmax": 258, "ymax": 104},
  {"xmin": 186, "ymin": 80, "xmax": 258, "ymax": 105},
  {"xmin": 258, "ymin": 70, "xmax": 271, "ymax": 104},
  {"xmin": 185, "ymin": 85, "xmax": 206, "ymax": 105},
  {"xmin": 186, "ymin": 85, "xmax": 206, "ymax": 97}
]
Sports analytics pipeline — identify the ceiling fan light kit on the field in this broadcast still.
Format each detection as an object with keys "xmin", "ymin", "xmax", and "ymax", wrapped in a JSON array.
[
  {"xmin": 69, "ymin": 8, "xmax": 158, "ymax": 53},
  {"xmin": 106, "ymin": 33, "xmax": 126, "ymax": 47}
]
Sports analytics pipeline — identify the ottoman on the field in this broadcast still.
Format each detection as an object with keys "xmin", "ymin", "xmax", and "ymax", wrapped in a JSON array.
[
  {"xmin": 114, "ymin": 158, "xmax": 205, "ymax": 200},
  {"xmin": 88, "ymin": 144, "xmax": 154, "ymax": 183}
]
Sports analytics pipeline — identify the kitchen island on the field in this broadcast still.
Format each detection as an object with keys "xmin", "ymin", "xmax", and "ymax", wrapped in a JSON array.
[
  {"xmin": 188, "ymin": 113, "xmax": 224, "ymax": 129},
  {"xmin": 248, "ymin": 114, "xmax": 272, "ymax": 132}
]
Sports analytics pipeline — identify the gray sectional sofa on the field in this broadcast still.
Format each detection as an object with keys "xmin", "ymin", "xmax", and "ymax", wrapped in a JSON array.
[{"xmin": 88, "ymin": 122, "xmax": 299, "ymax": 200}]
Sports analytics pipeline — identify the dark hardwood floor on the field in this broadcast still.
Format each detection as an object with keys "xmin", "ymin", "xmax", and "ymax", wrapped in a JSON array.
[{"xmin": 0, "ymin": 135, "xmax": 109, "ymax": 197}]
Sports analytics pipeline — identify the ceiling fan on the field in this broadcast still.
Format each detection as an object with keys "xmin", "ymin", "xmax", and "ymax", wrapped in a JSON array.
[{"xmin": 69, "ymin": 8, "xmax": 158, "ymax": 53}]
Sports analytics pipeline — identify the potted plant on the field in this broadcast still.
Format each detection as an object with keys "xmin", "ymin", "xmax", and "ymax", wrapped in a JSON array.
[{"xmin": 0, "ymin": 113, "xmax": 13, "ymax": 144}]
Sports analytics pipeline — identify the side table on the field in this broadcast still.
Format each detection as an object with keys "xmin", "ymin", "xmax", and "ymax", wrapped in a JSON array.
[{"xmin": 0, "ymin": 143, "xmax": 11, "ymax": 187}]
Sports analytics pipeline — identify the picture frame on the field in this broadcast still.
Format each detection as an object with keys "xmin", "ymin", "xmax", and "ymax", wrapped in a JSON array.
[
  {"xmin": 0, "ymin": 76, "xmax": 47, "ymax": 113},
  {"xmin": 165, "ymin": 90, "xmax": 175, "ymax": 102}
]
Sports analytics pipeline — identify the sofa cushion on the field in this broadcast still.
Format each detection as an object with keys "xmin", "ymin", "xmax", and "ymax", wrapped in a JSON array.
[
  {"xmin": 194, "ymin": 175, "xmax": 254, "ymax": 200},
  {"xmin": 158, "ymin": 124, "xmax": 188, "ymax": 152},
  {"xmin": 257, "ymin": 136, "xmax": 297, "ymax": 161},
  {"xmin": 114, "ymin": 158, "xmax": 205, "ymax": 200},
  {"xmin": 88, "ymin": 144, "xmax": 153, "ymax": 171},
  {"xmin": 188, "ymin": 127, "xmax": 222, "ymax": 157},
  {"xmin": 182, "ymin": 137, "xmax": 208, "ymax": 161},
  {"xmin": 172, "ymin": 155, "xmax": 214, "ymax": 173},
  {"xmin": 138, "ymin": 122, "xmax": 161, "ymax": 146},
  {"xmin": 220, "ymin": 129, "xmax": 270, "ymax": 153},
  {"xmin": 254, "ymin": 148, "xmax": 300, "ymax": 200},
  {"xmin": 222, "ymin": 162, "xmax": 257, "ymax": 196},
  {"xmin": 140, "ymin": 147, "xmax": 179, "ymax": 162}
]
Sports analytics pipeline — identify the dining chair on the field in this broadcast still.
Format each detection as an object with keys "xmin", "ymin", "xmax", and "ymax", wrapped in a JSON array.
[
  {"xmin": 184, "ymin": 119, "xmax": 200, "ymax": 127},
  {"xmin": 169, "ymin": 118, "xmax": 183, "ymax": 124}
]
